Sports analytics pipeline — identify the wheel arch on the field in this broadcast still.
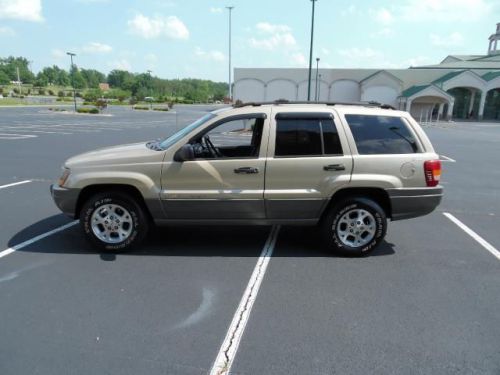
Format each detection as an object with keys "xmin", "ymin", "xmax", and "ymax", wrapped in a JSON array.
[
  {"xmin": 75, "ymin": 184, "xmax": 153, "ymax": 221},
  {"xmin": 319, "ymin": 187, "xmax": 392, "ymax": 223}
]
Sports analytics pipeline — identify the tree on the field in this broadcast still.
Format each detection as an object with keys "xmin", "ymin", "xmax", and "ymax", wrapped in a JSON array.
[
  {"xmin": 0, "ymin": 70, "xmax": 9, "ymax": 85},
  {"xmin": 70, "ymin": 65, "xmax": 86, "ymax": 89}
]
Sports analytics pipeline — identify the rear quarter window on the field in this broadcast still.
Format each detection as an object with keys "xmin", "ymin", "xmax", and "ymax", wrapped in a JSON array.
[{"xmin": 344, "ymin": 114, "xmax": 419, "ymax": 154}]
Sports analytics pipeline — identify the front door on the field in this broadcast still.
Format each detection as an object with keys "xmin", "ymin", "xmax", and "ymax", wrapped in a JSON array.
[{"xmin": 160, "ymin": 112, "xmax": 269, "ymax": 220}]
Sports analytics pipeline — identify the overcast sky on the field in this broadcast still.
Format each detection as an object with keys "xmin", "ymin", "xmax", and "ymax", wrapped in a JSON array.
[{"xmin": 0, "ymin": 0, "xmax": 498, "ymax": 81}]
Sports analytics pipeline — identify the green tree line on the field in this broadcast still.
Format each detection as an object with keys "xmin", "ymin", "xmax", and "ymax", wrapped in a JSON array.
[{"xmin": 0, "ymin": 56, "xmax": 228, "ymax": 102}]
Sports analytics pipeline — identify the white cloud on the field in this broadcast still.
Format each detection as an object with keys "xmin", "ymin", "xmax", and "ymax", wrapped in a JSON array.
[
  {"xmin": 108, "ymin": 59, "xmax": 132, "ymax": 71},
  {"xmin": 249, "ymin": 22, "xmax": 296, "ymax": 50},
  {"xmin": 210, "ymin": 7, "xmax": 223, "ymax": 13},
  {"xmin": 291, "ymin": 53, "xmax": 307, "ymax": 67},
  {"xmin": 430, "ymin": 32, "xmax": 464, "ymax": 47},
  {"xmin": 338, "ymin": 47, "xmax": 382, "ymax": 60},
  {"xmin": 128, "ymin": 14, "xmax": 189, "ymax": 40},
  {"xmin": 82, "ymin": 42, "xmax": 112, "ymax": 54},
  {"xmin": 255, "ymin": 22, "xmax": 291, "ymax": 34},
  {"xmin": 144, "ymin": 53, "xmax": 159, "ymax": 69},
  {"xmin": 51, "ymin": 49, "xmax": 65, "ymax": 59},
  {"xmin": 341, "ymin": 4, "xmax": 357, "ymax": 16},
  {"xmin": 371, "ymin": 8, "xmax": 393, "ymax": 25},
  {"xmin": 399, "ymin": 0, "xmax": 492, "ymax": 22},
  {"xmin": 0, "ymin": 26, "xmax": 15, "ymax": 36},
  {"xmin": 0, "ymin": 0, "xmax": 43, "ymax": 22},
  {"xmin": 194, "ymin": 47, "xmax": 225, "ymax": 62},
  {"xmin": 370, "ymin": 27, "xmax": 394, "ymax": 39}
]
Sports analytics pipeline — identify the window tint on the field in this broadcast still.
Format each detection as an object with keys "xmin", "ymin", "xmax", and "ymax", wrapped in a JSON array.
[
  {"xmin": 275, "ymin": 118, "xmax": 343, "ymax": 157},
  {"xmin": 344, "ymin": 115, "xmax": 419, "ymax": 154}
]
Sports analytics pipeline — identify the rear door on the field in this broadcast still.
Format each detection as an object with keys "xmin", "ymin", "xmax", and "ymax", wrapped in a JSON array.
[{"xmin": 264, "ymin": 109, "xmax": 353, "ymax": 220}]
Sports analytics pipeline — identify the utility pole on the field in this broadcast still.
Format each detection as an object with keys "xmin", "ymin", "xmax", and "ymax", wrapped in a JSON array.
[
  {"xmin": 147, "ymin": 70, "xmax": 153, "ymax": 108},
  {"xmin": 66, "ymin": 52, "xmax": 77, "ymax": 112},
  {"xmin": 318, "ymin": 74, "xmax": 322, "ymax": 101},
  {"xmin": 307, "ymin": 0, "xmax": 318, "ymax": 101},
  {"xmin": 226, "ymin": 6, "xmax": 234, "ymax": 102},
  {"xmin": 16, "ymin": 66, "xmax": 21, "ymax": 95},
  {"xmin": 315, "ymin": 57, "xmax": 320, "ymax": 102}
]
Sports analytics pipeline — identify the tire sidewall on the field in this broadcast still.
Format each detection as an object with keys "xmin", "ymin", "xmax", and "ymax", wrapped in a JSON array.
[
  {"xmin": 327, "ymin": 199, "xmax": 387, "ymax": 256},
  {"xmin": 80, "ymin": 193, "xmax": 146, "ymax": 251}
]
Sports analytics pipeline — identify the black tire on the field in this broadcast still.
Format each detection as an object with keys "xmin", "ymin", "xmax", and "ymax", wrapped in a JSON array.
[
  {"xmin": 80, "ymin": 191, "xmax": 149, "ymax": 252},
  {"xmin": 321, "ymin": 197, "xmax": 387, "ymax": 256}
]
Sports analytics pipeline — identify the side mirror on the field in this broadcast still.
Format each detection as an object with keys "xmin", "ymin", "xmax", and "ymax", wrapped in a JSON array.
[{"xmin": 174, "ymin": 144, "xmax": 195, "ymax": 162}]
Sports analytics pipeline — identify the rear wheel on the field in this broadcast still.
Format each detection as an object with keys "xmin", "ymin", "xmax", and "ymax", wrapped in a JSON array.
[
  {"xmin": 322, "ymin": 197, "xmax": 387, "ymax": 256},
  {"xmin": 80, "ymin": 191, "xmax": 149, "ymax": 252}
]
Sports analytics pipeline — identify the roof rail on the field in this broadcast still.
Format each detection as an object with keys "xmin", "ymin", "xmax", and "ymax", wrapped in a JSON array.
[{"xmin": 232, "ymin": 100, "xmax": 395, "ymax": 110}]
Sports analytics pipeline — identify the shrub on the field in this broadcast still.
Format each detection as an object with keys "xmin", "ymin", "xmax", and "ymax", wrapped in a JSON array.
[
  {"xmin": 76, "ymin": 107, "xmax": 99, "ymax": 114},
  {"xmin": 38, "ymin": 89, "xmax": 46, "ymax": 95},
  {"xmin": 13, "ymin": 88, "xmax": 20, "ymax": 94},
  {"xmin": 134, "ymin": 106, "xmax": 150, "ymax": 110},
  {"xmin": 48, "ymin": 89, "xmax": 55, "ymax": 96},
  {"xmin": 89, "ymin": 108, "xmax": 99, "ymax": 114},
  {"xmin": 95, "ymin": 98, "xmax": 107, "ymax": 112},
  {"xmin": 167, "ymin": 102, "xmax": 174, "ymax": 109},
  {"xmin": 82, "ymin": 101, "xmax": 95, "ymax": 106},
  {"xmin": 57, "ymin": 90, "xmax": 64, "ymax": 97},
  {"xmin": 153, "ymin": 107, "xmax": 169, "ymax": 111}
]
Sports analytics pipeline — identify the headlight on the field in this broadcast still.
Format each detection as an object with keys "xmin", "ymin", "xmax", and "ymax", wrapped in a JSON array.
[{"xmin": 58, "ymin": 168, "xmax": 71, "ymax": 187}]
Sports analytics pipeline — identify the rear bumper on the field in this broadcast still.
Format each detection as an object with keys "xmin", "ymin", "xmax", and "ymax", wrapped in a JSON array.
[
  {"xmin": 50, "ymin": 184, "xmax": 80, "ymax": 218},
  {"xmin": 387, "ymin": 186, "xmax": 443, "ymax": 221}
]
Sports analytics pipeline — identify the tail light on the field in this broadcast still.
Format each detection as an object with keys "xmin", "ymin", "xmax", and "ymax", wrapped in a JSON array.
[{"xmin": 424, "ymin": 160, "xmax": 441, "ymax": 187}]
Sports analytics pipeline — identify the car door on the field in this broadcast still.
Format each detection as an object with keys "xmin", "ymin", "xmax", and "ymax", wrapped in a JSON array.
[
  {"xmin": 160, "ymin": 111, "xmax": 270, "ymax": 220},
  {"xmin": 264, "ymin": 109, "xmax": 353, "ymax": 220}
]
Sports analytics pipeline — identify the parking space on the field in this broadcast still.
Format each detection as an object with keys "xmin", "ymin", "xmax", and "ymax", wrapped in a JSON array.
[{"xmin": 0, "ymin": 108, "xmax": 499, "ymax": 374}]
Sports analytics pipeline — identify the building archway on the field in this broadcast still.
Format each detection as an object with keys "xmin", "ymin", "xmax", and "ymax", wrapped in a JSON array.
[
  {"xmin": 483, "ymin": 88, "xmax": 500, "ymax": 120},
  {"xmin": 447, "ymin": 87, "xmax": 481, "ymax": 119}
]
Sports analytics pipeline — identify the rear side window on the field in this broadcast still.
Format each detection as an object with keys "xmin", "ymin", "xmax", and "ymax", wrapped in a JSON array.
[
  {"xmin": 344, "ymin": 115, "xmax": 419, "ymax": 154},
  {"xmin": 275, "ymin": 117, "xmax": 343, "ymax": 157}
]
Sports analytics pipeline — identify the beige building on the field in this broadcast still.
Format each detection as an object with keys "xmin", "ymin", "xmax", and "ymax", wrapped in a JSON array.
[{"xmin": 234, "ymin": 23, "xmax": 500, "ymax": 121}]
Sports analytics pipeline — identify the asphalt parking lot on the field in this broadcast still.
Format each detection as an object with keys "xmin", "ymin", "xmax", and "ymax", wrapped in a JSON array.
[{"xmin": 0, "ymin": 105, "xmax": 499, "ymax": 375}]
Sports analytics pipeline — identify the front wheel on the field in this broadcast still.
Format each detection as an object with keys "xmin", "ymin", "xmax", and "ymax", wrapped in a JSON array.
[
  {"xmin": 80, "ymin": 191, "xmax": 149, "ymax": 252},
  {"xmin": 321, "ymin": 197, "xmax": 387, "ymax": 256}
]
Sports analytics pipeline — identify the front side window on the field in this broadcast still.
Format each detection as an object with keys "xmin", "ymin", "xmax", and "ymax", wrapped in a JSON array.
[
  {"xmin": 192, "ymin": 117, "xmax": 264, "ymax": 159},
  {"xmin": 275, "ymin": 117, "xmax": 343, "ymax": 157},
  {"xmin": 160, "ymin": 113, "xmax": 215, "ymax": 150},
  {"xmin": 345, "ymin": 115, "xmax": 419, "ymax": 154}
]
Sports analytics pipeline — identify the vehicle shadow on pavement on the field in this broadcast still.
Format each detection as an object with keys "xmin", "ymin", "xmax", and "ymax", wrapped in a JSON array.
[{"xmin": 10, "ymin": 215, "xmax": 395, "ymax": 259}]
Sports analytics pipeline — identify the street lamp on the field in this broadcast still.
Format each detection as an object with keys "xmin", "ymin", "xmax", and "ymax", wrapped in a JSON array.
[
  {"xmin": 66, "ymin": 52, "xmax": 77, "ymax": 112},
  {"xmin": 226, "ymin": 6, "xmax": 234, "ymax": 102},
  {"xmin": 315, "ymin": 57, "xmax": 320, "ymax": 102},
  {"xmin": 307, "ymin": 0, "xmax": 318, "ymax": 101},
  {"xmin": 318, "ymin": 74, "xmax": 322, "ymax": 102},
  {"xmin": 147, "ymin": 69, "xmax": 153, "ymax": 108}
]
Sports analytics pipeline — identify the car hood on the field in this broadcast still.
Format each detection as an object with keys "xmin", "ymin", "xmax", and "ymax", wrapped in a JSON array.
[{"xmin": 65, "ymin": 142, "xmax": 164, "ymax": 168}]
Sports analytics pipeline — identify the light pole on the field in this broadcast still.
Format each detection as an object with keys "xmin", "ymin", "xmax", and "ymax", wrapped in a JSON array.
[
  {"xmin": 307, "ymin": 0, "xmax": 318, "ymax": 101},
  {"xmin": 147, "ymin": 69, "xmax": 153, "ymax": 108},
  {"xmin": 226, "ymin": 6, "xmax": 234, "ymax": 102},
  {"xmin": 66, "ymin": 52, "xmax": 77, "ymax": 112},
  {"xmin": 318, "ymin": 74, "xmax": 322, "ymax": 102},
  {"xmin": 315, "ymin": 57, "xmax": 320, "ymax": 102}
]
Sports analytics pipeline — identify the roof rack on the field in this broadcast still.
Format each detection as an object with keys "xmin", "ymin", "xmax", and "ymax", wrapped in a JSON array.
[{"xmin": 233, "ymin": 100, "xmax": 395, "ymax": 110}]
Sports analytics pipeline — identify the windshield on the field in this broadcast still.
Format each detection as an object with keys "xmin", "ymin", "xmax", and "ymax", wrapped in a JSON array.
[{"xmin": 159, "ymin": 113, "xmax": 216, "ymax": 150}]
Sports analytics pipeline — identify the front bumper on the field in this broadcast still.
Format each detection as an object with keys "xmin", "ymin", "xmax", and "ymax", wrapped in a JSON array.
[
  {"xmin": 387, "ymin": 186, "xmax": 443, "ymax": 221},
  {"xmin": 50, "ymin": 184, "xmax": 80, "ymax": 218}
]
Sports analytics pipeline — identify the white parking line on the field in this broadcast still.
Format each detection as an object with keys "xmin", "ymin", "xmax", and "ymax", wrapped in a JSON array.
[
  {"xmin": 0, "ymin": 133, "xmax": 37, "ymax": 140},
  {"xmin": 0, "ymin": 221, "xmax": 78, "ymax": 260},
  {"xmin": 440, "ymin": 155, "xmax": 456, "ymax": 162},
  {"xmin": 443, "ymin": 213, "xmax": 500, "ymax": 261},
  {"xmin": 210, "ymin": 225, "xmax": 280, "ymax": 375},
  {"xmin": 0, "ymin": 180, "xmax": 32, "ymax": 190}
]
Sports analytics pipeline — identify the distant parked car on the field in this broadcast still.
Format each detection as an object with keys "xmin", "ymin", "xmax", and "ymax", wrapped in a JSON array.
[{"xmin": 51, "ymin": 101, "xmax": 443, "ymax": 256}]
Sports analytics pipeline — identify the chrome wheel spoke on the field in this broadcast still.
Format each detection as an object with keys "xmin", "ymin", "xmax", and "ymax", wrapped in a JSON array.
[
  {"xmin": 91, "ymin": 204, "xmax": 134, "ymax": 244},
  {"xmin": 336, "ymin": 208, "xmax": 376, "ymax": 248}
]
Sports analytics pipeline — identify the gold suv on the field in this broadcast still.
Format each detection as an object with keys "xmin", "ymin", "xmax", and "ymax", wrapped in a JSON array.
[{"xmin": 51, "ymin": 101, "xmax": 443, "ymax": 256}]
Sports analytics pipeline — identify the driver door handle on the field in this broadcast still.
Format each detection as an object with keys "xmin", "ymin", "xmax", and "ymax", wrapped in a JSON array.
[{"xmin": 234, "ymin": 167, "xmax": 259, "ymax": 174}]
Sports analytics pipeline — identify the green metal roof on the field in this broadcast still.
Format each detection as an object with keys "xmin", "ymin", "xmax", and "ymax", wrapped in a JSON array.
[
  {"xmin": 482, "ymin": 71, "xmax": 500, "ymax": 81},
  {"xmin": 401, "ymin": 85, "xmax": 430, "ymax": 97},
  {"xmin": 432, "ymin": 70, "xmax": 465, "ymax": 84}
]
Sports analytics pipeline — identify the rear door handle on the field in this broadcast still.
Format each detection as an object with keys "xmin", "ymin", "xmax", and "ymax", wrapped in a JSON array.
[
  {"xmin": 323, "ymin": 164, "xmax": 346, "ymax": 171},
  {"xmin": 234, "ymin": 167, "xmax": 259, "ymax": 174}
]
